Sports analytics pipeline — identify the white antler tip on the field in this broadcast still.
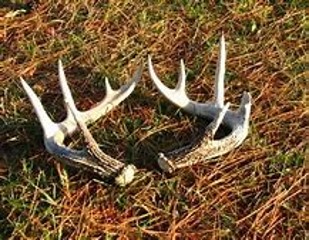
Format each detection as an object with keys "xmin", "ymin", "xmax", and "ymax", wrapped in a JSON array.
[
  {"xmin": 20, "ymin": 77, "xmax": 36, "ymax": 100},
  {"xmin": 176, "ymin": 59, "xmax": 186, "ymax": 91},
  {"xmin": 221, "ymin": 33, "xmax": 225, "ymax": 42},
  {"xmin": 148, "ymin": 54, "xmax": 152, "ymax": 61},
  {"xmin": 20, "ymin": 77, "xmax": 32, "ymax": 97},
  {"xmin": 58, "ymin": 59, "xmax": 63, "ymax": 67},
  {"xmin": 180, "ymin": 59, "xmax": 186, "ymax": 77},
  {"xmin": 58, "ymin": 59, "xmax": 66, "ymax": 80},
  {"xmin": 104, "ymin": 77, "xmax": 113, "ymax": 94},
  {"xmin": 147, "ymin": 55, "xmax": 155, "ymax": 74},
  {"xmin": 20, "ymin": 77, "xmax": 27, "ymax": 87},
  {"xmin": 180, "ymin": 59, "xmax": 185, "ymax": 68},
  {"xmin": 58, "ymin": 59, "xmax": 65, "ymax": 77}
]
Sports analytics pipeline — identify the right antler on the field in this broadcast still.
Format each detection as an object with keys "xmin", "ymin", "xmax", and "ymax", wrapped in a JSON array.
[
  {"xmin": 148, "ymin": 34, "xmax": 252, "ymax": 173},
  {"xmin": 21, "ymin": 60, "xmax": 142, "ymax": 186}
]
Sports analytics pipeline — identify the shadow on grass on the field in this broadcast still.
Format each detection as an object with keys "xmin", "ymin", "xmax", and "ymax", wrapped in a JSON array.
[{"xmin": 0, "ymin": 73, "xmax": 234, "ymax": 185}]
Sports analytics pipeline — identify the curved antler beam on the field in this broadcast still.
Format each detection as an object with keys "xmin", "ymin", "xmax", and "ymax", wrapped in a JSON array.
[
  {"xmin": 21, "ymin": 60, "xmax": 142, "ymax": 185},
  {"xmin": 148, "ymin": 34, "xmax": 252, "ymax": 173}
]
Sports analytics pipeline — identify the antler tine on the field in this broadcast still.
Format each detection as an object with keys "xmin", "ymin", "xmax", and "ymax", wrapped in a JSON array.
[
  {"xmin": 20, "ymin": 78, "xmax": 59, "ymax": 139},
  {"xmin": 239, "ymin": 92, "xmax": 252, "ymax": 119},
  {"xmin": 148, "ymin": 55, "xmax": 190, "ymax": 109},
  {"xmin": 21, "ymin": 60, "xmax": 142, "ymax": 185},
  {"xmin": 148, "ymin": 55, "xmax": 221, "ymax": 119},
  {"xmin": 59, "ymin": 62, "xmax": 143, "ymax": 134},
  {"xmin": 214, "ymin": 34, "xmax": 226, "ymax": 108},
  {"xmin": 78, "ymin": 64, "xmax": 143, "ymax": 126},
  {"xmin": 65, "ymin": 89, "xmax": 136, "ymax": 186},
  {"xmin": 176, "ymin": 59, "xmax": 187, "ymax": 92},
  {"xmin": 149, "ymin": 34, "xmax": 252, "ymax": 172},
  {"xmin": 58, "ymin": 60, "xmax": 77, "ymax": 113}
]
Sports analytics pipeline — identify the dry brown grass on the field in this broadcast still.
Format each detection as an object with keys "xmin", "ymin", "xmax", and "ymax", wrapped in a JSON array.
[{"xmin": 0, "ymin": 0, "xmax": 308, "ymax": 239}]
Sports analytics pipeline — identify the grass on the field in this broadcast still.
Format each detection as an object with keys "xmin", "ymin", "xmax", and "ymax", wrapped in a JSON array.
[{"xmin": 0, "ymin": 0, "xmax": 308, "ymax": 239}]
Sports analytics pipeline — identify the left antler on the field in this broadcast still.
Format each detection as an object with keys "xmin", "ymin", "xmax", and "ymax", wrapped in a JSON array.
[
  {"xmin": 148, "ymin": 34, "xmax": 252, "ymax": 173},
  {"xmin": 21, "ymin": 60, "xmax": 143, "ymax": 185}
]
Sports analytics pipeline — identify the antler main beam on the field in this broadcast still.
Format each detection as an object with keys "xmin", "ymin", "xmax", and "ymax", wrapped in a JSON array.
[
  {"xmin": 21, "ymin": 60, "xmax": 142, "ymax": 185},
  {"xmin": 148, "ymin": 34, "xmax": 252, "ymax": 173}
]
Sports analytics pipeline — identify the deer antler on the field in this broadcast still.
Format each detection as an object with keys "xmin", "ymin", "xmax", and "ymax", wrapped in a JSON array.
[
  {"xmin": 21, "ymin": 60, "xmax": 143, "ymax": 185},
  {"xmin": 148, "ymin": 34, "xmax": 252, "ymax": 173}
]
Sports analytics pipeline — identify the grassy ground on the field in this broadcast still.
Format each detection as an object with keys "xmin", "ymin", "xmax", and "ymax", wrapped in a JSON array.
[{"xmin": 0, "ymin": 0, "xmax": 308, "ymax": 239}]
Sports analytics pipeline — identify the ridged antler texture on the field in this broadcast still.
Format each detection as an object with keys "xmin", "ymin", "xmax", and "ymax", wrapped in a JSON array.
[
  {"xmin": 21, "ymin": 60, "xmax": 142, "ymax": 185},
  {"xmin": 148, "ymin": 34, "xmax": 252, "ymax": 173}
]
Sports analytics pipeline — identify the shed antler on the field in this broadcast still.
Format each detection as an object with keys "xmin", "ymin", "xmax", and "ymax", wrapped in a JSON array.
[
  {"xmin": 21, "ymin": 60, "xmax": 142, "ymax": 185},
  {"xmin": 148, "ymin": 34, "xmax": 252, "ymax": 173}
]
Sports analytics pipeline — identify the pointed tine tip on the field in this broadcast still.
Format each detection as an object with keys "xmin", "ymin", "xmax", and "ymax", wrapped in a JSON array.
[
  {"xmin": 19, "ymin": 76, "xmax": 56, "ymax": 137},
  {"xmin": 180, "ymin": 58, "xmax": 184, "ymax": 66},
  {"xmin": 58, "ymin": 59, "xmax": 63, "ymax": 67},
  {"xmin": 147, "ymin": 55, "xmax": 157, "ymax": 77},
  {"xmin": 220, "ymin": 32, "xmax": 225, "ymax": 44},
  {"xmin": 177, "ymin": 59, "xmax": 186, "ymax": 91},
  {"xmin": 20, "ymin": 77, "xmax": 33, "ymax": 94},
  {"xmin": 56, "ymin": 59, "xmax": 78, "ymax": 114},
  {"xmin": 57, "ymin": 59, "xmax": 67, "ymax": 86},
  {"xmin": 221, "ymin": 31, "xmax": 225, "ymax": 38},
  {"xmin": 214, "ymin": 33, "xmax": 226, "ymax": 107},
  {"xmin": 147, "ymin": 54, "xmax": 151, "ymax": 65},
  {"xmin": 104, "ymin": 77, "xmax": 113, "ymax": 94},
  {"xmin": 148, "ymin": 55, "xmax": 157, "ymax": 72},
  {"xmin": 147, "ymin": 55, "xmax": 154, "ymax": 72},
  {"xmin": 148, "ymin": 54, "xmax": 152, "ymax": 63},
  {"xmin": 20, "ymin": 77, "xmax": 30, "ymax": 94},
  {"xmin": 20, "ymin": 77, "xmax": 27, "ymax": 87},
  {"xmin": 58, "ymin": 59, "xmax": 65, "ymax": 77},
  {"xmin": 180, "ymin": 59, "xmax": 186, "ymax": 77},
  {"xmin": 58, "ymin": 59, "xmax": 65, "ymax": 79},
  {"xmin": 218, "ymin": 32, "xmax": 226, "ymax": 55},
  {"xmin": 180, "ymin": 59, "xmax": 185, "ymax": 73},
  {"xmin": 20, "ymin": 77, "xmax": 34, "ymax": 98}
]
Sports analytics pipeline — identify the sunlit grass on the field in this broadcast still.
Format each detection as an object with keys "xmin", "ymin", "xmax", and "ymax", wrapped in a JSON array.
[{"xmin": 0, "ymin": 0, "xmax": 307, "ymax": 239}]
